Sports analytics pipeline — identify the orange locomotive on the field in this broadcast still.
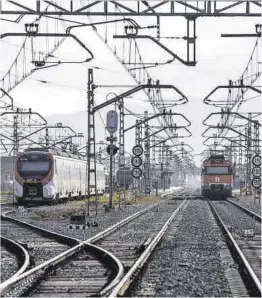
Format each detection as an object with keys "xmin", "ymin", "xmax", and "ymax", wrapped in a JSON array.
[{"xmin": 201, "ymin": 155, "xmax": 233, "ymax": 200}]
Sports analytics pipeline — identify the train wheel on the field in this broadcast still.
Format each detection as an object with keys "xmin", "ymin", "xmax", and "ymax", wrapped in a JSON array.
[
  {"xmin": 66, "ymin": 193, "xmax": 71, "ymax": 203},
  {"xmin": 17, "ymin": 198, "xmax": 22, "ymax": 206}
]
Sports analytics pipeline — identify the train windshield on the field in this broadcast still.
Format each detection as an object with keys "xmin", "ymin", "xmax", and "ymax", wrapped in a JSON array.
[
  {"xmin": 20, "ymin": 161, "xmax": 50, "ymax": 172},
  {"xmin": 205, "ymin": 166, "xmax": 230, "ymax": 175},
  {"xmin": 18, "ymin": 154, "xmax": 51, "ymax": 178}
]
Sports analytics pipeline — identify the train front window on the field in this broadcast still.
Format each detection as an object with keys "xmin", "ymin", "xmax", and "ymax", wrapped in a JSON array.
[
  {"xmin": 205, "ymin": 166, "xmax": 230, "ymax": 175},
  {"xmin": 20, "ymin": 161, "xmax": 50, "ymax": 172},
  {"xmin": 18, "ymin": 154, "xmax": 51, "ymax": 178}
]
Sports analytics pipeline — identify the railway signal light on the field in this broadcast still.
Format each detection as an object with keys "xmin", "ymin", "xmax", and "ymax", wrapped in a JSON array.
[{"xmin": 106, "ymin": 145, "xmax": 118, "ymax": 155}]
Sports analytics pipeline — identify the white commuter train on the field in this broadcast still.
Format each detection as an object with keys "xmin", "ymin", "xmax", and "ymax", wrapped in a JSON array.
[{"xmin": 14, "ymin": 148, "xmax": 105, "ymax": 205}]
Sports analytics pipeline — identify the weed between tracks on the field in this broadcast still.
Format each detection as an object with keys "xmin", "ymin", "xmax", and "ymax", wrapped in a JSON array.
[
  {"xmin": 1, "ymin": 189, "xmax": 12, "ymax": 196},
  {"xmin": 27, "ymin": 193, "xmax": 163, "ymax": 220}
]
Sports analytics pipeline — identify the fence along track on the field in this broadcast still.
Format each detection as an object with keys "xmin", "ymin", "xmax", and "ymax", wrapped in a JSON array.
[
  {"xmin": 0, "ymin": 189, "xmax": 183, "ymax": 297},
  {"xmin": 208, "ymin": 200, "xmax": 262, "ymax": 297}
]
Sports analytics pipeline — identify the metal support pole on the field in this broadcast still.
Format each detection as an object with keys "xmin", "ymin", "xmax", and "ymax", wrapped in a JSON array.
[
  {"xmin": 186, "ymin": 17, "xmax": 196, "ymax": 65},
  {"xmin": 109, "ymin": 133, "xmax": 114, "ymax": 208},
  {"xmin": 135, "ymin": 120, "xmax": 140, "ymax": 145},
  {"xmin": 152, "ymin": 134, "xmax": 156, "ymax": 187},
  {"xmin": 166, "ymin": 145, "xmax": 170, "ymax": 189},
  {"xmin": 98, "ymin": 146, "xmax": 102, "ymax": 164},
  {"xmin": 158, "ymin": 143, "xmax": 162, "ymax": 188},
  {"xmin": 244, "ymin": 127, "xmax": 248, "ymax": 194},
  {"xmin": 253, "ymin": 120, "xmax": 260, "ymax": 154},
  {"xmin": 164, "ymin": 144, "xmax": 167, "ymax": 191},
  {"xmin": 45, "ymin": 127, "xmax": 49, "ymax": 147},
  {"xmin": 13, "ymin": 116, "xmax": 18, "ymax": 154},
  {"xmin": 139, "ymin": 122, "xmax": 143, "ymax": 195},
  {"xmin": 143, "ymin": 111, "xmax": 150, "ymax": 195},
  {"xmin": 134, "ymin": 120, "xmax": 142, "ymax": 202},
  {"xmin": 246, "ymin": 114, "xmax": 253, "ymax": 195},
  {"xmin": 118, "ymin": 99, "xmax": 126, "ymax": 207},
  {"xmin": 86, "ymin": 68, "xmax": 98, "ymax": 216},
  {"xmin": 162, "ymin": 143, "xmax": 165, "ymax": 191},
  {"xmin": 12, "ymin": 115, "xmax": 18, "ymax": 204},
  {"xmin": 253, "ymin": 120, "xmax": 261, "ymax": 199},
  {"xmin": 239, "ymin": 134, "xmax": 243, "ymax": 173}
]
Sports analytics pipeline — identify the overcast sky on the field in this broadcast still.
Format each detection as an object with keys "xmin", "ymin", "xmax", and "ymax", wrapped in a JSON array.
[{"xmin": 0, "ymin": 1, "xmax": 261, "ymax": 166}]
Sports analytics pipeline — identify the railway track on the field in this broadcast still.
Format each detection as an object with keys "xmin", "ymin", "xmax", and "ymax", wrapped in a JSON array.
[
  {"xmin": 108, "ymin": 197, "xmax": 188, "ymax": 297},
  {"xmin": 0, "ymin": 189, "xmax": 184, "ymax": 297},
  {"xmin": 123, "ymin": 196, "xmax": 236, "ymax": 297},
  {"xmin": 227, "ymin": 198, "xmax": 261, "ymax": 221},
  {"xmin": 1, "ymin": 237, "xmax": 29, "ymax": 283},
  {"xmin": 0, "ymin": 210, "xmax": 80, "ymax": 288},
  {"xmin": 209, "ymin": 200, "xmax": 262, "ymax": 297},
  {"xmin": 0, "ymin": 202, "xmax": 17, "ymax": 214}
]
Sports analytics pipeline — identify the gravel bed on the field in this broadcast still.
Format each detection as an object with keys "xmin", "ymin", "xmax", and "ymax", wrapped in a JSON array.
[
  {"xmin": 9, "ymin": 203, "xmax": 155, "ymax": 241},
  {"xmin": 1, "ymin": 245, "xmax": 18, "ymax": 283},
  {"xmin": 1, "ymin": 220, "xmax": 71, "ymax": 266},
  {"xmin": 99, "ymin": 200, "xmax": 183, "ymax": 248},
  {"xmin": 230, "ymin": 197, "xmax": 261, "ymax": 216},
  {"xmin": 131, "ymin": 199, "xmax": 232, "ymax": 297},
  {"xmin": 213, "ymin": 201, "xmax": 261, "ymax": 237}
]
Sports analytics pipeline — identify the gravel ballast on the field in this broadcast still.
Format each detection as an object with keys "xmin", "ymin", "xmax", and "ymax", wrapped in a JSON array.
[
  {"xmin": 0, "ymin": 245, "xmax": 18, "ymax": 283},
  {"xmin": 230, "ymin": 196, "xmax": 261, "ymax": 216},
  {"xmin": 8, "ymin": 202, "xmax": 160, "ymax": 241},
  {"xmin": 213, "ymin": 201, "xmax": 261, "ymax": 236},
  {"xmin": 131, "ymin": 199, "xmax": 233, "ymax": 297},
  {"xmin": 97, "ymin": 200, "xmax": 184, "ymax": 261}
]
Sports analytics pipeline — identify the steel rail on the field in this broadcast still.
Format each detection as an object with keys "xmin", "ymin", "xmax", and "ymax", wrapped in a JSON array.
[
  {"xmin": 0, "ymin": 236, "xmax": 30, "ymax": 283},
  {"xmin": 0, "ymin": 242, "xmax": 82, "ymax": 295},
  {"xmin": 227, "ymin": 198, "xmax": 261, "ymax": 222},
  {"xmin": 85, "ymin": 243, "xmax": 124, "ymax": 295},
  {"xmin": 0, "ymin": 210, "xmax": 81, "ymax": 293},
  {"xmin": 0, "ymin": 188, "xmax": 184, "ymax": 296},
  {"xmin": 1, "ymin": 211, "xmax": 80, "ymax": 246},
  {"xmin": 108, "ymin": 198, "xmax": 188, "ymax": 297},
  {"xmin": 208, "ymin": 200, "xmax": 262, "ymax": 297},
  {"xmin": 0, "ymin": 217, "xmax": 119, "ymax": 296},
  {"xmin": 84, "ymin": 188, "xmax": 184, "ymax": 245}
]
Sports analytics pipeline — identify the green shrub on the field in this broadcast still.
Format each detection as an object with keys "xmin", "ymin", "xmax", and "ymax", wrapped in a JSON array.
[{"xmin": 1, "ymin": 189, "xmax": 12, "ymax": 195}]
